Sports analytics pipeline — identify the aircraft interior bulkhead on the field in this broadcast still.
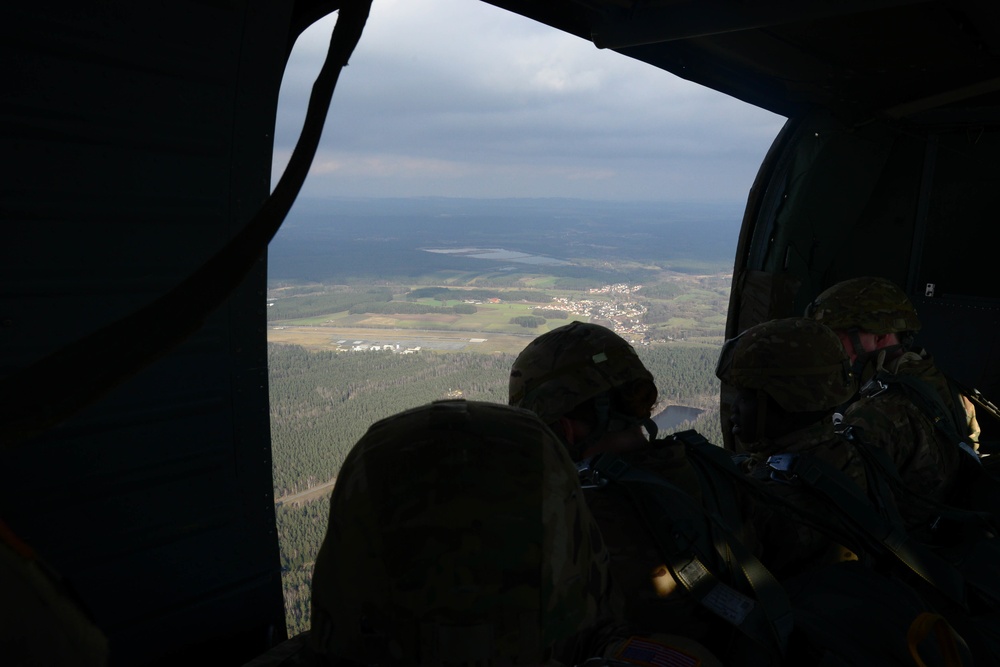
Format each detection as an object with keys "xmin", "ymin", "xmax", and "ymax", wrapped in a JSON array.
[{"xmin": 2, "ymin": 0, "xmax": 999, "ymax": 663}]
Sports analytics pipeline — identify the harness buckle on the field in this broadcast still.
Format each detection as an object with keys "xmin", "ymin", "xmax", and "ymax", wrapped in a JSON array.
[
  {"xmin": 765, "ymin": 453, "xmax": 800, "ymax": 484},
  {"xmin": 860, "ymin": 377, "xmax": 890, "ymax": 398},
  {"xmin": 577, "ymin": 458, "xmax": 608, "ymax": 489}
]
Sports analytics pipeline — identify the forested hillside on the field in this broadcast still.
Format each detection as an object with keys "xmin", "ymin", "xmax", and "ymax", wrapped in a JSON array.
[
  {"xmin": 269, "ymin": 345, "xmax": 513, "ymax": 496},
  {"xmin": 270, "ymin": 341, "xmax": 725, "ymax": 634}
]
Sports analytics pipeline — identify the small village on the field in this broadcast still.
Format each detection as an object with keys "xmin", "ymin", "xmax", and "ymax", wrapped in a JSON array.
[
  {"xmin": 552, "ymin": 283, "xmax": 650, "ymax": 342},
  {"xmin": 325, "ymin": 283, "xmax": 652, "ymax": 353}
]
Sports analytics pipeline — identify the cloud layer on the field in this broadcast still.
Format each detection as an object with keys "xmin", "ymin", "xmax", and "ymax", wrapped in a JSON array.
[{"xmin": 272, "ymin": 0, "xmax": 787, "ymax": 202}]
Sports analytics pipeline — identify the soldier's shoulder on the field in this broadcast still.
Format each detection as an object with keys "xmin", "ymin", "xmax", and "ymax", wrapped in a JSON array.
[{"xmin": 845, "ymin": 390, "xmax": 920, "ymax": 425}]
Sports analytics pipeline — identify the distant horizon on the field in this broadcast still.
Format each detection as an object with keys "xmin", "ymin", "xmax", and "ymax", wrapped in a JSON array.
[
  {"xmin": 274, "ymin": 1, "xmax": 785, "ymax": 201},
  {"xmin": 270, "ymin": 196, "xmax": 742, "ymax": 284},
  {"xmin": 288, "ymin": 194, "xmax": 753, "ymax": 204},
  {"xmin": 284, "ymin": 195, "xmax": 750, "ymax": 221}
]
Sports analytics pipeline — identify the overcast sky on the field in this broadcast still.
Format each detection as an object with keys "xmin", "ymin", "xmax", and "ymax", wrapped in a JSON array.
[{"xmin": 272, "ymin": 0, "xmax": 787, "ymax": 203}]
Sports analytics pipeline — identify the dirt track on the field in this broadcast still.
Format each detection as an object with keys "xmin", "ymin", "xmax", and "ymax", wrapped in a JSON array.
[{"xmin": 275, "ymin": 478, "xmax": 335, "ymax": 506}]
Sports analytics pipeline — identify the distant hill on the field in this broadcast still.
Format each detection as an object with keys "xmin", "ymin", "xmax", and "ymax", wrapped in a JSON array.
[{"xmin": 268, "ymin": 197, "xmax": 742, "ymax": 284}]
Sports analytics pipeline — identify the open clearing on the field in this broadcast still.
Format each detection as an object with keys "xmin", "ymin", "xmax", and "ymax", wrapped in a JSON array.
[
  {"xmin": 267, "ymin": 325, "xmax": 538, "ymax": 355},
  {"xmin": 275, "ymin": 479, "xmax": 336, "ymax": 506}
]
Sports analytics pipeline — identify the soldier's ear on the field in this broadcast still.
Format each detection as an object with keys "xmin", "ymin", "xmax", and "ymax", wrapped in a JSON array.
[
  {"xmin": 558, "ymin": 416, "xmax": 590, "ymax": 445},
  {"xmin": 557, "ymin": 416, "xmax": 576, "ymax": 446}
]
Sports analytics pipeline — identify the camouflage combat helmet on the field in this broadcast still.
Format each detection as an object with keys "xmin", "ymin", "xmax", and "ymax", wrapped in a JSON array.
[
  {"xmin": 716, "ymin": 317, "xmax": 856, "ymax": 413},
  {"xmin": 805, "ymin": 276, "xmax": 921, "ymax": 334},
  {"xmin": 310, "ymin": 399, "xmax": 618, "ymax": 666},
  {"xmin": 509, "ymin": 321, "xmax": 655, "ymax": 427}
]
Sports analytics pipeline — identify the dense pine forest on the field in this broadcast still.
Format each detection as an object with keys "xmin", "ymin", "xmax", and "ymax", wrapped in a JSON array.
[{"xmin": 270, "ymin": 341, "xmax": 725, "ymax": 634}]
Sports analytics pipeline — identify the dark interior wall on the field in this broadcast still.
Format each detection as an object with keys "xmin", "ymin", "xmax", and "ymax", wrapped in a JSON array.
[
  {"xmin": 750, "ymin": 113, "xmax": 920, "ymax": 306},
  {"xmin": 1, "ymin": 2, "xmax": 297, "ymax": 663},
  {"xmin": 735, "ymin": 110, "xmax": 1000, "ymax": 446}
]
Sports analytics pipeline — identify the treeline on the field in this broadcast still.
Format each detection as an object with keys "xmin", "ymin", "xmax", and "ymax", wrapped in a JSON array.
[
  {"xmin": 637, "ymin": 344, "xmax": 722, "ymax": 402},
  {"xmin": 269, "ymin": 341, "xmax": 723, "ymax": 497},
  {"xmin": 269, "ymin": 341, "xmax": 725, "ymax": 635},
  {"xmin": 276, "ymin": 498, "xmax": 329, "ymax": 637},
  {"xmin": 404, "ymin": 287, "xmax": 552, "ymax": 302},
  {"xmin": 532, "ymin": 308, "xmax": 569, "ymax": 319},
  {"xmin": 510, "ymin": 316, "xmax": 545, "ymax": 328},
  {"xmin": 269, "ymin": 344, "xmax": 514, "ymax": 497},
  {"xmin": 270, "ymin": 344, "xmax": 516, "ymax": 635},
  {"xmin": 347, "ymin": 302, "xmax": 477, "ymax": 315},
  {"xmin": 267, "ymin": 288, "xmax": 392, "ymax": 321},
  {"xmin": 506, "ymin": 309, "xmax": 569, "ymax": 328}
]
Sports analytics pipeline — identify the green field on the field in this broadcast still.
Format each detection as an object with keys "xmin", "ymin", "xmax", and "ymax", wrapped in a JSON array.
[{"xmin": 268, "ymin": 270, "xmax": 731, "ymax": 346}]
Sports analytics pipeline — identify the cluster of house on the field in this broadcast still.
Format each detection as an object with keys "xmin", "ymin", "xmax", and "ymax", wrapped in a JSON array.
[
  {"xmin": 549, "ymin": 291, "xmax": 649, "ymax": 342},
  {"xmin": 587, "ymin": 283, "xmax": 644, "ymax": 295}
]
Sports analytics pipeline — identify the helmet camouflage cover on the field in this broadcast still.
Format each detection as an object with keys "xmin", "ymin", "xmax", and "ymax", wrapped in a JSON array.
[
  {"xmin": 508, "ymin": 321, "xmax": 655, "ymax": 426},
  {"xmin": 310, "ymin": 399, "xmax": 617, "ymax": 666},
  {"xmin": 715, "ymin": 317, "xmax": 856, "ymax": 413},
  {"xmin": 804, "ymin": 276, "xmax": 921, "ymax": 334}
]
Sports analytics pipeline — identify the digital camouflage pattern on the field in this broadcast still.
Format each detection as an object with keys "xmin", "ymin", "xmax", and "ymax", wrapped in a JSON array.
[
  {"xmin": 842, "ymin": 347, "xmax": 964, "ymax": 530},
  {"xmin": 583, "ymin": 440, "xmax": 766, "ymax": 659},
  {"xmin": 805, "ymin": 276, "xmax": 922, "ymax": 334},
  {"xmin": 715, "ymin": 317, "xmax": 856, "ymax": 414},
  {"xmin": 509, "ymin": 322, "xmax": 655, "ymax": 427},
  {"xmin": 804, "ymin": 277, "xmax": 969, "ymax": 530},
  {"xmin": 309, "ymin": 399, "xmax": 620, "ymax": 667},
  {"xmin": 509, "ymin": 323, "xmax": 750, "ymax": 662},
  {"xmin": 715, "ymin": 318, "xmax": 866, "ymax": 578},
  {"xmin": 582, "ymin": 441, "xmax": 705, "ymax": 637},
  {"xmin": 744, "ymin": 417, "xmax": 870, "ymax": 579}
]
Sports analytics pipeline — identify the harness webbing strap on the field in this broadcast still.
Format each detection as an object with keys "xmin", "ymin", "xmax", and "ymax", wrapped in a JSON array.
[
  {"xmin": 861, "ymin": 372, "xmax": 977, "ymax": 462},
  {"xmin": 766, "ymin": 452, "xmax": 967, "ymax": 607},
  {"xmin": 845, "ymin": 428, "xmax": 1000, "ymax": 608},
  {"xmin": 588, "ymin": 452, "xmax": 793, "ymax": 659}
]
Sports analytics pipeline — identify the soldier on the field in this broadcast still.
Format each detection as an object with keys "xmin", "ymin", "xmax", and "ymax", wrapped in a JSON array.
[
  {"xmin": 714, "ymin": 317, "xmax": 864, "ymax": 577},
  {"xmin": 716, "ymin": 317, "xmax": 980, "ymax": 666},
  {"xmin": 509, "ymin": 322, "xmax": 779, "ymax": 664},
  {"xmin": 805, "ymin": 276, "xmax": 979, "ymax": 531},
  {"xmin": 508, "ymin": 321, "xmax": 662, "ymax": 464},
  {"xmin": 304, "ymin": 399, "xmax": 722, "ymax": 667},
  {"xmin": 715, "ymin": 318, "xmax": 859, "ymax": 479}
]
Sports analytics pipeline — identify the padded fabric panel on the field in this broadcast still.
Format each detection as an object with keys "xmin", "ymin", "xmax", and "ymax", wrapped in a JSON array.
[{"xmin": 0, "ymin": 2, "xmax": 296, "ymax": 663}]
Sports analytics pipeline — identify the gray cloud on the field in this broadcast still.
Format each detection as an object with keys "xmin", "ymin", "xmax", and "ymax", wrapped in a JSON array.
[{"xmin": 272, "ymin": 0, "xmax": 786, "ymax": 201}]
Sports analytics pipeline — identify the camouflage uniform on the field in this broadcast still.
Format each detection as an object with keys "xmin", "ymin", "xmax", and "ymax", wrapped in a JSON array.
[
  {"xmin": 715, "ymin": 317, "xmax": 863, "ymax": 487},
  {"xmin": 510, "ymin": 323, "xmax": 760, "ymax": 658},
  {"xmin": 716, "ymin": 317, "xmax": 864, "ymax": 578},
  {"xmin": 579, "ymin": 442, "xmax": 702, "ymax": 634},
  {"xmin": 1, "ymin": 519, "xmax": 108, "ymax": 667},
  {"xmin": 739, "ymin": 418, "xmax": 868, "ymax": 578},
  {"xmin": 842, "ymin": 348, "xmax": 963, "ymax": 529},
  {"xmin": 806, "ymin": 276, "xmax": 973, "ymax": 530},
  {"xmin": 304, "ymin": 399, "xmax": 722, "ymax": 667}
]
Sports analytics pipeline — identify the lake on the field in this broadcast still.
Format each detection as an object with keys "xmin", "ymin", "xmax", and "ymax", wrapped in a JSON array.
[
  {"xmin": 652, "ymin": 405, "xmax": 704, "ymax": 431},
  {"xmin": 423, "ymin": 247, "xmax": 571, "ymax": 266}
]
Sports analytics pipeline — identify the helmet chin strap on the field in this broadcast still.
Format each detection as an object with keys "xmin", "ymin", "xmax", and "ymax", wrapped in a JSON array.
[
  {"xmin": 600, "ymin": 391, "xmax": 660, "ymax": 440},
  {"xmin": 564, "ymin": 391, "xmax": 660, "ymax": 458},
  {"xmin": 851, "ymin": 340, "xmax": 905, "ymax": 382},
  {"xmin": 847, "ymin": 327, "xmax": 868, "ymax": 372},
  {"xmin": 754, "ymin": 388, "xmax": 769, "ymax": 445},
  {"xmin": 642, "ymin": 416, "xmax": 659, "ymax": 440},
  {"xmin": 735, "ymin": 389, "xmax": 768, "ymax": 449}
]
